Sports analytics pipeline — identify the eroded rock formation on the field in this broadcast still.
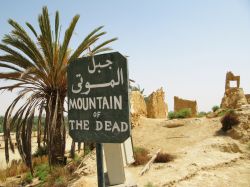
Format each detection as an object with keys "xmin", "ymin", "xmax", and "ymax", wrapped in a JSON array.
[
  {"xmin": 129, "ymin": 91, "xmax": 147, "ymax": 127},
  {"xmin": 221, "ymin": 71, "xmax": 248, "ymax": 109},
  {"xmin": 221, "ymin": 88, "xmax": 248, "ymax": 109},
  {"xmin": 174, "ymin": 96, "xmax": 197, "ymax": 117},
  {"xmin": 130, "ymin": 91, "xmax": 147, "ymax": 117},
  {"xmin": 226, "ymin": 105, "xmax": 250, "ymax": 143},
  {"xmin": 146, "ymin": 88, "xmax": 168, "ymax": 118}
]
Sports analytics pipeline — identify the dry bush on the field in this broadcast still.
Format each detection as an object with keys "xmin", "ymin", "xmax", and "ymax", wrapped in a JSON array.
[
  {"xmin": 220, "ymin": 110, "xmax": 239, "ymax": 132},
  {"xmin": 154, "ymin": 152, "xmax": 175, "ymax": 163},
  {"xmin": 66, "ymin": 161, "xmax": 78, "ymax": 175},
  {"xmin": 0, "ymin": 159, "xmax": 28, "ymax": 182},
  {"xmin": 33, "ymin": 155, "xmax": 48, "ymax": 167},
  {"xmin": 0, "ymin": 170, "xmax": 7, "ymax": 182},
  {"xmin": 5, "ymin": 160, "xmax": 28, "ymax": 178},
  {"xmin": 0, "ymin": 156, "xmax": 49, "ymax": 183},
  {"xmin": 45, "ymin": 167, "xmax": 70, "ymax": 187},
  {"xmin": 133, "ymin": 147, "xmax": 151, "ymax": 166}
]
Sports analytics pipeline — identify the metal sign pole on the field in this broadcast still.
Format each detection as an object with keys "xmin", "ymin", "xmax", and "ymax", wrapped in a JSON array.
[{"xmin": 96, "ymin": 143, "xmax": 105, "ymax": 187}]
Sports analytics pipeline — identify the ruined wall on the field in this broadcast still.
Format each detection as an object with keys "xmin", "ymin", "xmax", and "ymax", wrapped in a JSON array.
[
  {"xmin": 146, "ymin": 88, "xmax": 168, "ymax": 118},
  {"xmin": 174, "ymin": 96, "xmax": 197, "ymax": 117},
  {"xmin": 245, "ymin": 94, "xmax": 250, "ymax": 104},
  {"xmin": 130, "ymin": 91, "xmax": 147, "ymax": 117}
]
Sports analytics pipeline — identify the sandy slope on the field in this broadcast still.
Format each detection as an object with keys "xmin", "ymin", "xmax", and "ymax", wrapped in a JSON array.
[
  {"xmin": 78, "ymin": 116, "xmax": 250, "ymax": 187},
  {"xmin": 1, "ymin": 114, "xmax": 249, "ymax": 186},
  {"xmin": 128, "ymin": 117, "xmax": 250, "ymax": 187}
]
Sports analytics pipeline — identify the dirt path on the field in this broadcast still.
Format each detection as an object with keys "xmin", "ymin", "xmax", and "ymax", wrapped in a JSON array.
[
  {"xmin": 127, "ymin": 117, "xmax": 250, "ymax": 187},
  {"xmin": 77, "ymin": 116, "xmax": 249, "ymax": 186}
]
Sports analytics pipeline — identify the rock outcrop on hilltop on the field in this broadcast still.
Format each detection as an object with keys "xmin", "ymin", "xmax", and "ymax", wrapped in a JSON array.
[
  {"xmin": 146, "ymin": 88, "xmax": 168, "ymax": 118},
  {"xmin": 130, "ymin": 91, "xmax": 147, "ymax": 117},
  {"xmin": 221, "ymin": 88, "xmax": 248, "ymax": 109},
  {"xmin": 130, "ymin": 91, "xmax": 147, "ymax": 127},
  {"xmin": 221, "ymin": 71, "xmax": 248, "ymax": 109}
]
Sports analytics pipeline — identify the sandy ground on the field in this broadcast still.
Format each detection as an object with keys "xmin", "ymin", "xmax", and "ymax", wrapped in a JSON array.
[
  {"xmin": 79, "ymin": 116, "xmax": 250, "ymax": 187},
  {"xmin": 1, "ymin": 115, "xmax": 249, "ymax": 187},
  {"xmin": 0, "ymin": 135, "xmax": 73, "ymax": 169}
]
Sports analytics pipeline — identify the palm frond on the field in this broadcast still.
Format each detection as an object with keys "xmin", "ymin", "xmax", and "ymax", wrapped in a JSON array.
[
  {"xmin": 91, "ymin": 38, "xmax": 118, "ymax": 55},
  {"xmin": 58, "ymin": 15, "xmax": 79, "ymax": 67},
  {"xmin": 55, "ymin": 11, "xmax": 60, "ymax": 43},
  {"xmin": 69, "ymin": 26, "xmax": 105, "ymax": 61},
  {"xmin": 26, "ymin": 22, "xmax": 38, "ymax": 37}
]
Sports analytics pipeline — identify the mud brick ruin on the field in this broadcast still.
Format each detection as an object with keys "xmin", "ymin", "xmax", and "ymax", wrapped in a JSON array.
[
  {"xmin": 146, "ymin": 88, "xmax": 168, "ymax": 118},
  {"xmin": 225, "ymin": 71, "xmax": 240, "ymax": 90},
  {"xmin": 174, "ymin": 96, "xmax": 197, "ymax": 117}
]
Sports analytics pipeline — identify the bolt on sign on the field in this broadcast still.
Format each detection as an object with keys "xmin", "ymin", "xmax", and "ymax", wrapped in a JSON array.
[{"xmin": 67, "ymin": 52, "xmax": 130, "ymax": 143}]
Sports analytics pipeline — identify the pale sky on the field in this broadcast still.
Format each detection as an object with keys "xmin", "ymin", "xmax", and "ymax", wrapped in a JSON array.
[{"xmin": 0, "ymin": 0, "xmax": 250, "ymax": 115}]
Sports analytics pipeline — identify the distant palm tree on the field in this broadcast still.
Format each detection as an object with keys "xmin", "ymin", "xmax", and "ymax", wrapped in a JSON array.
[{"xmin": 0, "ymin": 7, "xmax": 117, "ymax": 171}]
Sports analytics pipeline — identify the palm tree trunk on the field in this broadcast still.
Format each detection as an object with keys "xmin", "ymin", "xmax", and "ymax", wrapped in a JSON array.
[
  {"xmin": 70, "ymin": 140, "xmax": 75, "ymax": 158},
  {"xmin": 47, "ymin": 94, "xmax": 66, "ymax": 165}
]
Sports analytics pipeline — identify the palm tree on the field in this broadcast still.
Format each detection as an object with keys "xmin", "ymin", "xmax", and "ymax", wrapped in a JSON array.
[{"xmin": 0, "ymin": 6, "xmax": 117, "ymax": 170}]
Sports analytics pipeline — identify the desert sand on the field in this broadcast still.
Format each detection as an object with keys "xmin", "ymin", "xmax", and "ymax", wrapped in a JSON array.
[
  {"xmin": 75, "ymin": 115, "xmax": 250, "ymax": 187},
  {"xmin": 1, "ymin": 110, "xmax": 249, "ymax": 187}
]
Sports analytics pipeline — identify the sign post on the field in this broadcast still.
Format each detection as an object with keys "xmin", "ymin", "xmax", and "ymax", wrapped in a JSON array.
[
  {"xmin": 96, "ymin": 143, "xmax": 105, "ymax": 187},
  {"xmin": 67, "ymin": 52, "xmax": 130, "ymax": 186}
]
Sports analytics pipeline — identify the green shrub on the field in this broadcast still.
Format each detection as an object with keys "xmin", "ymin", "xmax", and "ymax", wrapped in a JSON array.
[
  {"xmin": 168, "ymin": 108, "xmax": 192, "ymax": 119},
  {"xmin": 220, "ymin": 110, "xmax": 239, "ymax": 132},
  {"xmin": 84, "ymin": 147, "xmax": 91, "ymax": 156},
  {"xmin": 212, "ymin": 105, "xmax": 220, "ymax": 112},
  {"xmin": 168, "ymin": 111, "xmax": 176, "ymax": 119},
  {"xmin": 22, "ymin": 172, "xmax": 33, "ymax": 184},
  {"xmin": 197, "ymin": 111, "xmax": 206, "ymax": 117},
  {"xmin": 33, "ymin": 145, "xmax": 48, "ymax": 157},
  {"xmin": 175, "ymin": 108, "xmax": 192, "ymax": 118},
  {"xmin": 35, "ymin": 163, "xmax": 50, "ymax": 182}
]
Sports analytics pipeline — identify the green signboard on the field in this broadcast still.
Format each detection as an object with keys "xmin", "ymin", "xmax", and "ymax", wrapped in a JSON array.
[{"xmin": 67, "ymin": 52, "xmax": 130, "ymax": 143}]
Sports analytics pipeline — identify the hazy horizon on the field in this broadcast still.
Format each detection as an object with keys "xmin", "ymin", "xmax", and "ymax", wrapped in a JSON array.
[{"xmin": 0, "ymin": 0, "xmax": 250, "ymax": 115}]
